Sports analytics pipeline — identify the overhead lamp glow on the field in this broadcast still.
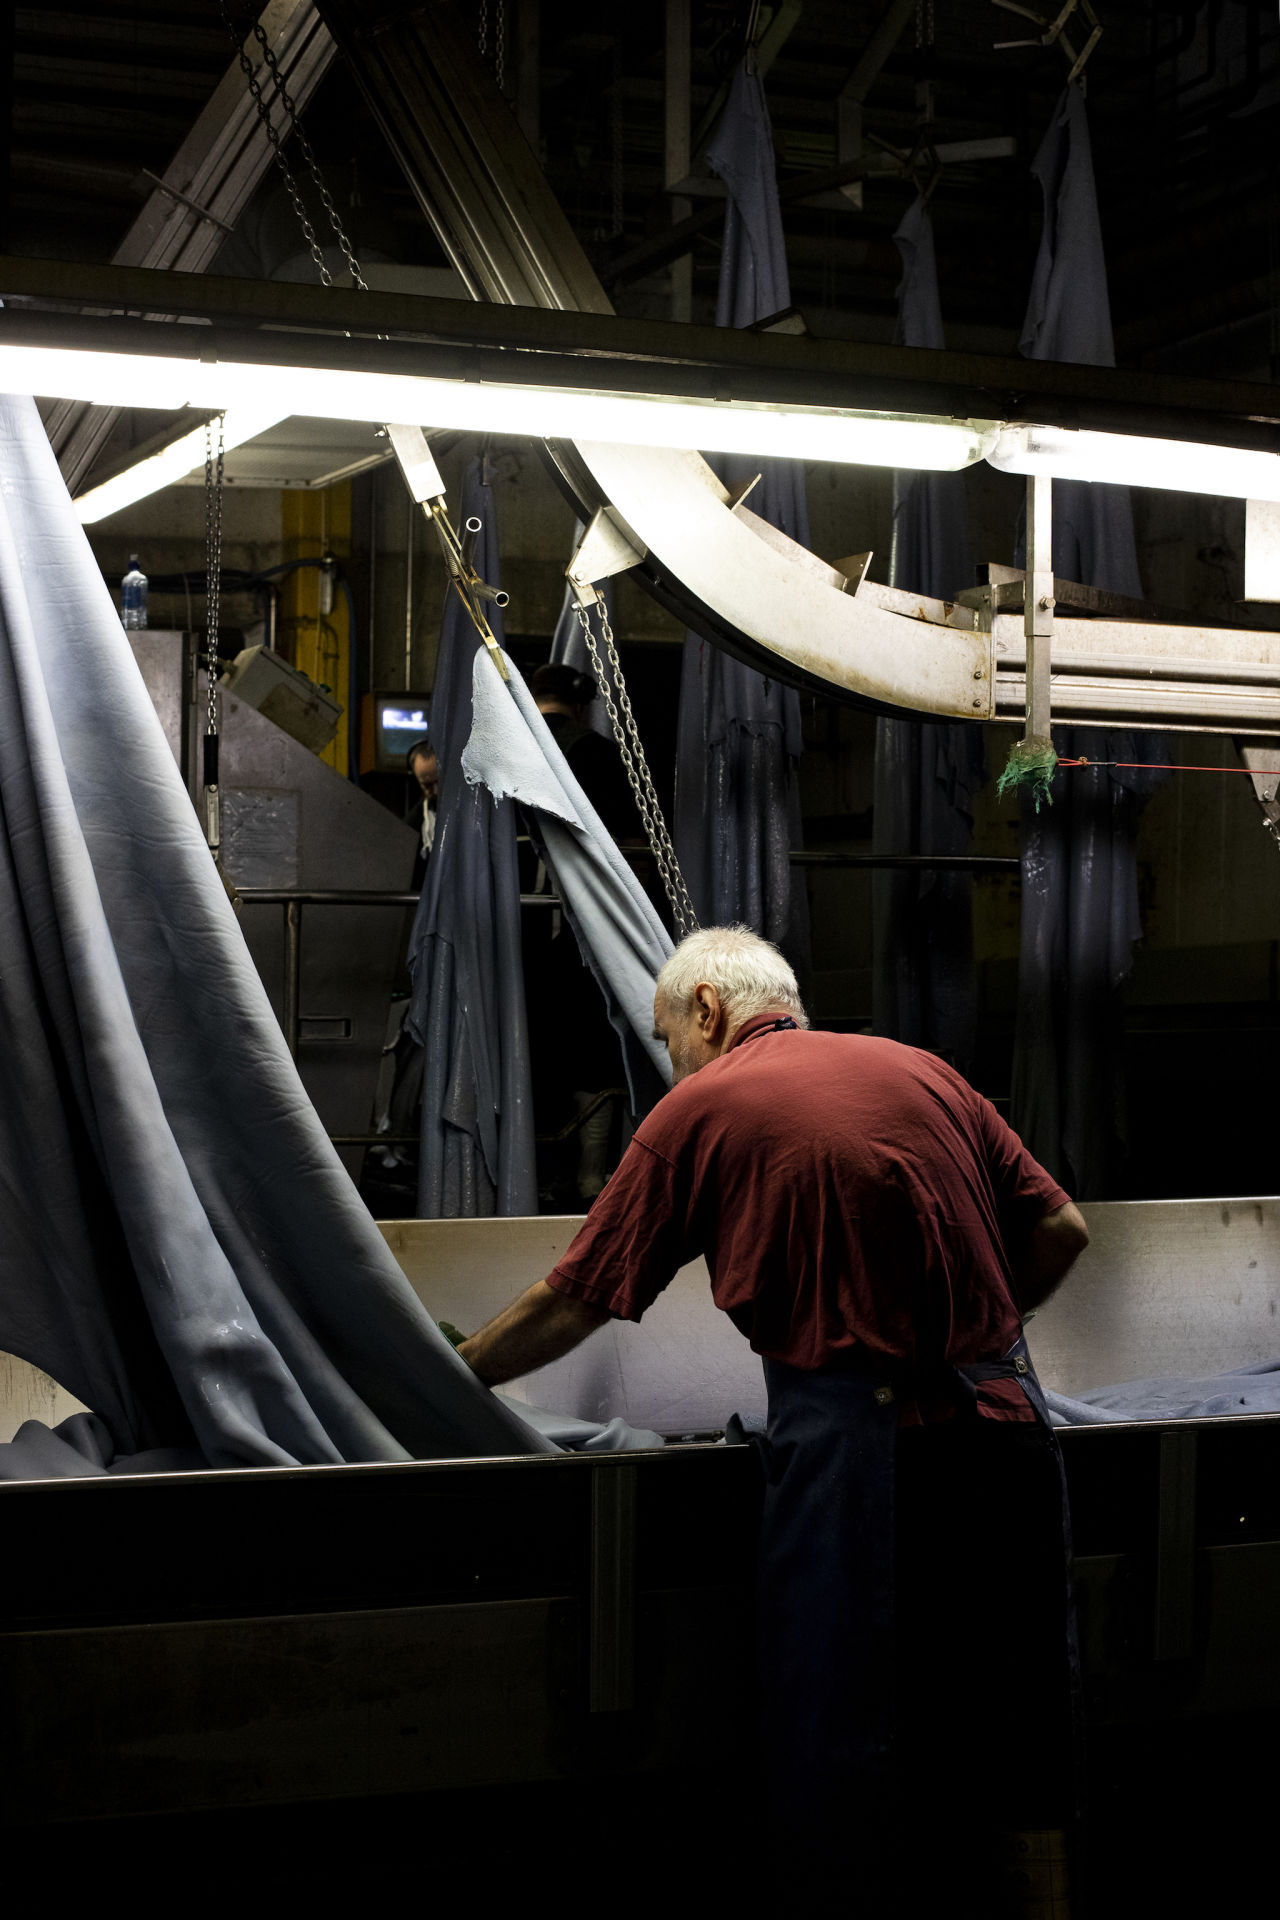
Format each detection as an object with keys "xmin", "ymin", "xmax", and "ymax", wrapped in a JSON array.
[
  {"xmin": 989, "ymin": 423, "xmax": 1280, "ymax": 503},
  {"xmin": 0, "ymin": 340, "xmax": 992, "ymax": 475},
  {"xmin": 73, "ymin": 408, "xmax": 287, "ymax": 525}
]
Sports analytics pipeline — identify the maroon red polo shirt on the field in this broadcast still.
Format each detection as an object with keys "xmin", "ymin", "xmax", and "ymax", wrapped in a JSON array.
[{"xmin": 546, "ymin": 1016, "xmax": 1069, "ymax": 1407}]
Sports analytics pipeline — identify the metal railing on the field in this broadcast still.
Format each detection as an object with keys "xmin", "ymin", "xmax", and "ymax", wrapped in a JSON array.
[
  {"xmin": 236, "ymin": 886, "xmax": 561, "ymax": 1064},
  {"xmin": 238, "ymin": 858, "xmax": 1015, "ymax": 1145}
]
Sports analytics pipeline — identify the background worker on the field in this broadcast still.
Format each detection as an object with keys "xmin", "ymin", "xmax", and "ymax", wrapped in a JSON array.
[
  {"xmin": 405, "ymin": 738, "xmax": 439, "ymax": 893},
  {"xmin": 530, "ymin": 662, "xmax": 641, "ymax": 848},
  {"xmin": 457, "ymin": 924, "xmax": 1089, "ymax": 1911}
]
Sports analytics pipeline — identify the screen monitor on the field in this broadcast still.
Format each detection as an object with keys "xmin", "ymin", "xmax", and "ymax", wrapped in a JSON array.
[{"xmin": 364, "ymin": 691, "xmax": 433, "ymax": 774}]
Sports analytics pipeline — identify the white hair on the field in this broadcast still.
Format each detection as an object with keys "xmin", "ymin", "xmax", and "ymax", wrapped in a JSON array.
[{"xmin": 655, "ymin": 925, "xmax": 808, "ymax": 1030}]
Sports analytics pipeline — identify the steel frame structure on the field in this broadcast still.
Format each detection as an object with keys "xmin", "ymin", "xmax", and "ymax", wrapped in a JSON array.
[{"xmin": 9, "ymin": 0, "xmax": 1280, "ymax": 758}]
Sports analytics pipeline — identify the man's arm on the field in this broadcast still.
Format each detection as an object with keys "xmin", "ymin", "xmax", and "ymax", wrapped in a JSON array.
[
  {"xmin": 457, "ymin": 1281, "xmax": 611, "ymax": 1386},
  {"xmin": 1013, "ymin": 1199, "xmax": 1090, "ymax": 1314}
]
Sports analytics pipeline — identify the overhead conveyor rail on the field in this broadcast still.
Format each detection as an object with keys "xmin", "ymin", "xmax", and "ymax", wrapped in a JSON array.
[{"xmin": 7, "ymin": 248, "xmax": 1280, "ymax": 736}]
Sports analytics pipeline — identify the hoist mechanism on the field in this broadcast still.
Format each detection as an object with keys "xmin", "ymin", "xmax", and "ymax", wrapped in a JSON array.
[{"xmin": 385, "ymin": 424, "xmax": 510, "ymax": 682}]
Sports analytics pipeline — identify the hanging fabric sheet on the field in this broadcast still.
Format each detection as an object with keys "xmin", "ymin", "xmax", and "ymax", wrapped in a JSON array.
[
  {"xmin": 407, "ymin": 457, "xmax": 538, "ymax": 1219},
  {"xmin": 1011, "ymin": 85, "xmax": 1167, "ymax": 1198},
  {"xmin": 0, "ymin": 394, "xmax": 556, "ymax": 1473},
  {"xmin": 673, "ymin": 59, "xmax": 810, "ymax": 968},
  {"xmin": 872, "ymin": 196, "xmax": 984, "ymax": 1071},
  {"xmin": 462, "ymin": 647, "xmax": 673, "ymax": 1117}
]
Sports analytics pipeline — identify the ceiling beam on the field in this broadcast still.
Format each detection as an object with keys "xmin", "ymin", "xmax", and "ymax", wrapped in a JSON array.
[
  {"xmin": 3, "ymin": 254, "xmax": 1279, "ymax": 454},
  {"xmin": 45, "ymin": 0, "xmax": 335, "ymax": 492}
]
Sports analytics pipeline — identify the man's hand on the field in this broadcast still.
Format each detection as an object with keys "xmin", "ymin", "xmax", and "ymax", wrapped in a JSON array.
[
  {"xmin": 1014, "ymin": 1200, "xmax": 1090, "ymax": 1314},
  {"xmin": 458, "ymin": 1280, "xmax": 611, "ymax": 1386}
]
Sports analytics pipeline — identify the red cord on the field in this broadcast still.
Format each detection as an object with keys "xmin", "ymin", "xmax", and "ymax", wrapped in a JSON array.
[{"xmin": 1058, "ymin": 757, "xmax": 1280, "ymax": 777}]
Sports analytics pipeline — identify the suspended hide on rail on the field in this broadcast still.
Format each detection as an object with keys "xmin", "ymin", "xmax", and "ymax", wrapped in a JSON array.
[
  {"xmin": 872, "ymin": 195, "xmax": 984, "ymax": 1073},
  {"xmin": 462, "ymin": 648, "xmax": 673, "ymax": 1117},
  {"xmin": 1010, "ymin": 85, "xmax": 1167, "ymax": 1200},
  {"xmin": 0, "ymin": 393, "xmax": 557, "ymax": 1476},
  {"xmin": 407, "ymin": 456, "xmax": 539, "ymax": 1220},
  {"xmin": 673, "ymin": 59, "xmax": 810, "ymax": 966}
]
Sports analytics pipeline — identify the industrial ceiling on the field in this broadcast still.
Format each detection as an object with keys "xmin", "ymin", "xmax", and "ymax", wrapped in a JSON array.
[{"xmin": 5, "ymin": 1, "xmax": 1277, "ymax": 393}]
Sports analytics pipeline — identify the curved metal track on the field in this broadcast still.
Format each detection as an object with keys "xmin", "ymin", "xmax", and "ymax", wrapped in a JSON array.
[{"xmin": 543, "ymin": 437, "xmax": 990, "ymax": 720}]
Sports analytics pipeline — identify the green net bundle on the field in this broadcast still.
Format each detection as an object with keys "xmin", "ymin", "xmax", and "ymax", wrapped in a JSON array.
[{"xmin": 996, "ymin": 739, "xmax": 1058, "ymax": 812}]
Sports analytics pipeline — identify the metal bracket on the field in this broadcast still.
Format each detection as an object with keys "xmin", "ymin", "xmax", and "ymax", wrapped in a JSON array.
[
  {"xmin": 834, "ymin": 551, "xmax": 874, "ymax": 596},
  {"xmin": 138, "ymin": 168, "xmax": 236, "ymax": 236},
  {"xmin": 384, "ymin": 423, "xmax": 447, "ymax": 505},
  {"xmin": 386, "ymin": 424, "xmax": 508, "ymax": 678},
  {"xmin": 566, "ymin": 506, "xmax": 648, "ymax": 610},
  {"xmin": 993, "ymin": 0, "xmax": 1103, "ymax": 86},
  {"xmin": 725, "ymin": 470, "xmax": 763, "ymax": 511},
  {"xmin": 1236, "ymin": 740, "xmax": 1280, "ymax": 850},
  {"xmin": 1244, "ymin": 500, "xmax": 1280, "ymax": 604}
]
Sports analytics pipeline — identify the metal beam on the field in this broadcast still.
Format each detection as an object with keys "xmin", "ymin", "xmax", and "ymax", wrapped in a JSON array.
[
  {"xmin": 313, "ymin": 0, "xmax": 609, "ymax": 313},
  {"xmin": 5, "ymin": 255, "xmax": 1280, "ymax": 457},
  {"xmin": 1024, "ymin": 473, "xmax": 1054, "ymax": 746},
  {"xmin": 842, "ymin": 0, "xmax": 922, "ymax": 105},
  {"xmin": 44, "ymin": 0, "xmax": 335, "ymax": 493}
]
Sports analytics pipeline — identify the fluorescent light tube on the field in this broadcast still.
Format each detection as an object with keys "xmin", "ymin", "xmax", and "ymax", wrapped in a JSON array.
[
  {"xmin": 0, "ymin": 341, "xmax": 992, "ymax": 474},
  {"xmin": 989, "ymin": 423, "xmax": 1280, "ymax": 503},
  {"xmin": 73, "ymin": 408, "xmax": 286, "ymax": 524}
]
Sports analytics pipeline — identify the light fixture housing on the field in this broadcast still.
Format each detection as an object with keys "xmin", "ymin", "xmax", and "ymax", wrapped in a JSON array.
[
  {"xmin": 0, "ymin": 338, "xmax": 995, "ymax": 487},
  {"xmin": 73, "ymin": 408, "xmax": 287, "ymax": 525},
  {"xmin": 989, "ymin": 423, "xmax": 1280, "ymax": 504}
]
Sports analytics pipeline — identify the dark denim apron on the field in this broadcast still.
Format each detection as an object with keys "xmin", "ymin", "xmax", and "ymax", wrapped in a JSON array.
[{"xmin": 757, "ymin": 1335, "xmax": 1079, "ymax": 1913}]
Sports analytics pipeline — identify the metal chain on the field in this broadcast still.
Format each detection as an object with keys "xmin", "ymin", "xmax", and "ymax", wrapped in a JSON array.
[
  {"xmin": 495, "ymin": 0, "xmax": 506, "ymax": 92},
  {"xmin": 574, "ymin": 599, "xmax": 698, "ymax": 937},
  {"xmin": 478, "ymin": 0, "xmax": 488, "ymax": 62},
  {"xmin": 245, "ymin": 13, "xmax": 368, "ymax": 290},
  {"xmin": 204, "ymin": 414, "xmax": 225, "ymax": 733},
  {"xmin": 204, "ymin": 413, "xmax": 226, "ymax": 852},
  {"xmin": 218, "ymin": 4, "xmax": 366, "ymax": 290}
]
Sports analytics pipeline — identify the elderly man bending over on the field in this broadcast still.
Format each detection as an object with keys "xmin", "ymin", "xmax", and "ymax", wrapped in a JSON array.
[{"xmin": 459, "ymin": 926, "xmax": 1088, "ymax": 1911}]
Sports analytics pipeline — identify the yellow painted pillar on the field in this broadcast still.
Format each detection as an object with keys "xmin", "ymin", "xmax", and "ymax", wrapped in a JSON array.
[{"xmin": 281, "ymin": 483, "xmax": 352, "ymax": 776}]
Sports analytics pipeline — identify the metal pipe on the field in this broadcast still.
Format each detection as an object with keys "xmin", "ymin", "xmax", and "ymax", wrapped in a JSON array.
[
  {"xmin": 238, "ymin": 888, "xmax": 563, "ymax": 906},
  {"xmin": 460, "ymin": 514, "xmax": 482, "ymax": 570},
  {"xmin": 997, "ymin": 652, "xmax": 1280, "ymax": 688},
  {"xmin": 471, "ymin": 581, "xmax": 510, "ymax": 607},
  {"xmin": 263, "ymin": 581, "xmax": 279, "ymax": 656},
  {"xmin": 403, "ymin": 484, "xmax": 414, "ymax": 691},
  {"xmin": 283, "ymin": 899, "xmax": 302, "ymax": 1061},
  {"xmin": 1024, "ymin": 473, "xmax": 1054, "ymax": 747},
  {"xmin": 367, "ymin": 467, "xmax": 377, "ymax": 693},
  {"xmin": 789, "ymin": 853, "xmax": 1019, "ymax": 872}
]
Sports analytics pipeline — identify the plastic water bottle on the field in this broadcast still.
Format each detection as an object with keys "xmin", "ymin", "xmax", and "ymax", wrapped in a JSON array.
[{"xmin": 121, "ymin": 555, "xmax": 148, "ymax": 630}]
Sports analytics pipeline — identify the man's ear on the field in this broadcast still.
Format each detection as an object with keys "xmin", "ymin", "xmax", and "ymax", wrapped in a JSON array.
[{"xmin": 694, "ymin": 981, "xmax": 723, "ymax": 1037}]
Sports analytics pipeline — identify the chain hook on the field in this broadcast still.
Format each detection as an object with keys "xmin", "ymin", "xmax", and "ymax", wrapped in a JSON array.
[
  {"xmin": 572, "ymin": 595, "xmax": 697, "ymax": 938},
  {"xmin": 203, "ymin": 412, "xmax": 226, "ymax": 855}
]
